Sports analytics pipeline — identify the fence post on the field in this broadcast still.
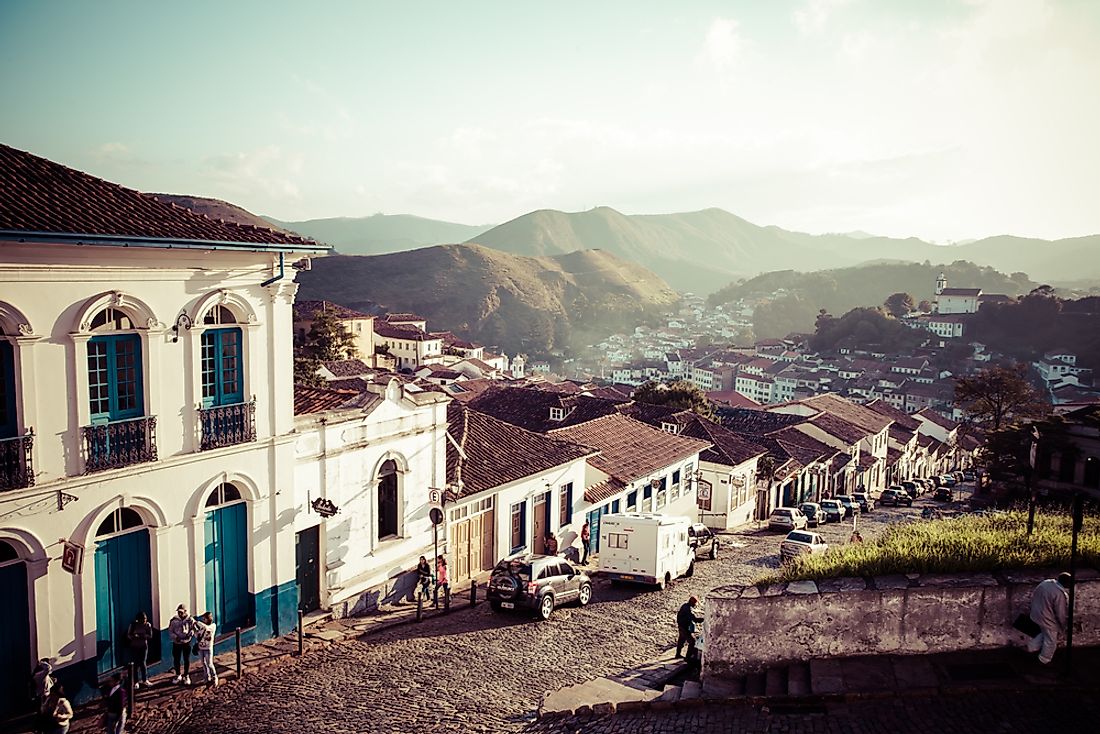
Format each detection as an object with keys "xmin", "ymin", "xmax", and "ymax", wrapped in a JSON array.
[
  {"xmin": 470, "ymin": 580, "xmax": 478, "ymax": 607},
  {"xmin": 297, "ymin": 610, "xmax": 304, "ymax": 656},
  {"xmin": 235, "ymin": 627, "xmax": 242, "ymax": 679},
  {"xmin": 126, "ymin": 662, "xmax": 135, "ymax": 716},
  {"xmin": 416, "ymin": 592, "xmax": 424, "ymax": 622},
  {"xmin": 444, "ymin": 585, "xmax": 451, "ymax": 614}
]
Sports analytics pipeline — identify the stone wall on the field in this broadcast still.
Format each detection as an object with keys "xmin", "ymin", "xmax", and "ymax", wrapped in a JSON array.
[{"xmin": 703, "ymin": 568, "xmax": 1100, "ymax": 679}]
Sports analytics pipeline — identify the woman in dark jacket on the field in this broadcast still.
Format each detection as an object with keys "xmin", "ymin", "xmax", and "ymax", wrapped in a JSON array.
[
  {"xmin": 416, "ymin": 556, "xmax": 433, "ymax": 601},
  {"xmin": 127, "ymin": 611, "xmax": 153, "ymax": 687}
]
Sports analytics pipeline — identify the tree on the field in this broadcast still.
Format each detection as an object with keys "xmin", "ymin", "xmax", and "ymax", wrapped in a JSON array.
[
  {"xmin": 633, "ymin": 380, "xmax": 717, "ymax": 421},
  {"xmin": 293, "ymin": 355, "xmax": 324, "ymax": 387},
  {"xmin": 884, "ymin": 292, "xmax": 915, "ymax": 318},
  {"xmin": 301, "ymin": 309, "xmax": 357, "ymax": 362},
  {"xmin": 954, "ymin": 364, "xmax": 1049, "ymax": 432},
  {"xmin": 917, "ymin": 299, "xmax": 933, "ymax": 313}
]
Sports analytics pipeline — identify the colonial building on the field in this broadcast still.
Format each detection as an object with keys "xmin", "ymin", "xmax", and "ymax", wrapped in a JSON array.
[{"xmin": 0, "ymin": 144, "xmax": 326, "ymax": 712}]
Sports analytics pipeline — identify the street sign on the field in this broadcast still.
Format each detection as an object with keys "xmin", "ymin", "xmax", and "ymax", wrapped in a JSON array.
[
  {"xmin": 430, "ymin": 507, "xmax": 445, "ymax": 525},
  {"xmin": 61, "ymin": 541, "xmax": 83, "ymax": 574},
  {"xmin": 697, "ymin": 484, "xmax": 712, "ymax": 501},
  {"xmin": 429, "ymin": 488, "xmax": 443, "ymax": 505}
]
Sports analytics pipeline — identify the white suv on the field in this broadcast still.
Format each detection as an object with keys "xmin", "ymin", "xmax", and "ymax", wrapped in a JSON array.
[{"xmin": 768, "ymin": 507, "xmax": 808, "ymax": 532}]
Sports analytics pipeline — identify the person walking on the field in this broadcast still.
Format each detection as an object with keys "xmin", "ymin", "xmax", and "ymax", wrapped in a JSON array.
[
  {"xmin": 126, "ymin": 611, "xmax": 153, "ymax": 688},
  {"xmin": 416, "ymin": 556, "xmax": 432, "ymax": 601},
  {"xmin": 580, "ymin": 522, "xmax": 591, "ymax": 565},
  {"xmin": 193, "ymin": 611, "xmax": 218, "ymax": 687},
  {"xmin": 675, "ymin": 596, "xmax": 704, "ymax": 659},
  {"xmin": 168, "ymin": 604, "xmax": 194, "ymax": 685},
  {"xmin": 102, "ymin": 674, "xmax": 126, "ymax": 734},
  {"xmin": 31, "ymin": 658, "xmax": 54, "ymax": 719},
  {"xmin": 434, "ymin": 555, "xmax": 449, "ymax": 607},
  {"xmin": 1027, "ymin": 572, "xmax": 1071, "ymax": 665},
  {"xmin": 42, "ymin": 684, "xmax": 73, "ymax": 734}
]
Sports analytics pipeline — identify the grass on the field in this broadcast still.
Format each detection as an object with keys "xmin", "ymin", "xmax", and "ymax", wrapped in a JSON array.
[{"xmin": 758, "ymin": 510, "xmax": 1100, "ymax": 584}]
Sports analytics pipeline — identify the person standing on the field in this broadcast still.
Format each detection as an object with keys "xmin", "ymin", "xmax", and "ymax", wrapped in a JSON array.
[
  {"xmin": 675, "ymin": 595, "xmax": 704, "ymax": 659},
  {"xmin": 1027, "ymin": 572, "xmax": 1071, "ymax": 665},
  {"xmin": 168, "ymin": 604, "xmax": 194, "ymax": 685},
  {"xmin": 545, "ymin": 533, "xmax": 559, "ymax": 556},
  {"xmin": 126, "ymin": 611, "xmax": 153, "ymax": 688},
  {"xmin": 193, "ymin": 611, "xmax": 218, "ymax": 687},
  {"xmin": 42, "ymin": 684, "xmax": 73, "ymax": 734},
  {"xmin": 102, "ymin": 674, "xmax": 126, "ymax": 734},
  {"xmin": 580, "ymin": 522, "xmax": 591, "ymax": 565},
  {"xmin": 434, "ymin": 555, "xmax": 449, "ymax": 607},
  {"xmin": 31, "ymin": 658, "xmax": 54, "ymax": 719},
  {"xmin": 416, "ymin": 556, "xmax": 432, "ymax": 601}
]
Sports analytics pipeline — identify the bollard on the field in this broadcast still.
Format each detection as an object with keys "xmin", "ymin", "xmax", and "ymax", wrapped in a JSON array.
[
  {"xmin": 235, "ymin": 627, "xmax": 242, "ymax": 679},
  {"xmin": 127, "ymin": 662, "xmax": 135, "ymax": 716},
  {"xmin": 297, "ymin": 610, "xmax": 304, "ymax": 656},
  {"xmin": 470, "ymin": 580, "xmax": 477, "ymax": 607},
  {"xmin": 444, "ymin": 585, "xmax": 451, "ymax": 614},
  {"xmin": 416, "ymin": 592, "xmax": 424, "ymax": 622}
]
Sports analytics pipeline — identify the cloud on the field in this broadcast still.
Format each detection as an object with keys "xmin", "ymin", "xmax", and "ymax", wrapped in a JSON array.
[
  {"xmin": 793, "ymin": 0, "xmax": 852, "ymax": 36},
  {"xmin": 696, "ymin": 17, "xmax": 742, "ymax": 72},
  {"xmin": 199, "ymin": 146, "xmax": 302, "ymax": 201}
]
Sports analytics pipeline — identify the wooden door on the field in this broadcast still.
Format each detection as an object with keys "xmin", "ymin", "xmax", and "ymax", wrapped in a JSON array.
[
  {"xmin": 532, "ymin": 497, "xmax": 548, "ymax": 554},
  {"xmin": 452, "ymin": 519, "xmax": 471, "ymax": 585},
  {"xmin": 480, "ymin": 508, "xmax": 495, "ymax": 571}
]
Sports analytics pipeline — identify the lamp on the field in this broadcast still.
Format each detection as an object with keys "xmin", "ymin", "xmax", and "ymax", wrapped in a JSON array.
[{"xmin": 171, "ymin": 313, "xmax": 193, "ymax": 343}]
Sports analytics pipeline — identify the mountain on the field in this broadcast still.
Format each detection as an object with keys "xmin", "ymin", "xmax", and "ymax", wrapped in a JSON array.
[
  {"xmin": 295, "ymin": 244, "xmax": 678, "ymax": 356},
  {"xmin": 150, "ymin": 194, "xmax": 293, "ymax": 232},
  {"xmin": 465, "ymin": 207, "xmax": 1100, "ymax": 292},
  {"xmin": 265, "ymin": 213, "xmax": 492, "ymax": 255}
]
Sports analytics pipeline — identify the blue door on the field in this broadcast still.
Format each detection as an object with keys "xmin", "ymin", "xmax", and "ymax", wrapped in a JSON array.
[
  {"xmin": 0, "ymin": 548, "xmax": 31, "ymax": 718},
  {"xmin": 587, "ymin": 509, "xmax": 602, "ymax": 554},
  {"xmin": 205, "ymin": 503, "xmax": 251, "ymax": 631},
  {"xmin": 94, "ymin": 529, "xmax": 153, "ymax": 674}
]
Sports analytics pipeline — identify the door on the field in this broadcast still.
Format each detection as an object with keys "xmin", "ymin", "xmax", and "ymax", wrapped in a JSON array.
[
  {"xmin": 532, "ymin": 494, "xmax": 549, "ymax": 554},
  {"xmin": 480, "ymin": 507, "xmax": 495, "ymax": 571},
  {"xmin": 0, "ymin": 550, "xmax": 31, "ymax": 719},
  {"xmin": 587, "ymin": 508, "xmax": 602, "ymax": 555},
  {"xmin": 205, "ymin": 502, "xmax": 252, "ymax": 631},
  {"xmin": 451, "ymin": 519, "xmax": 471, "ymax": 585},
  {"xmin": 295, "ymin": 527, "xmax": 321, "ymax": 613},
  {"xmin": 94, "ymin": 529, "xmax": 153, "ymax": 674}
]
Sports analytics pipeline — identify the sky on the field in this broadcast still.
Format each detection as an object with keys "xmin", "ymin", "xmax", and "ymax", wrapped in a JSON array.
[{"xmin": 1, "ymin": 0, "xmax": 1098, "ymax": 242}]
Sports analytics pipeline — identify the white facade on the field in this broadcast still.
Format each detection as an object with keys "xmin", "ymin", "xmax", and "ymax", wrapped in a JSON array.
[{"xmin": 699, "ymin": 455, "xmax": 761, "ymax": 531}]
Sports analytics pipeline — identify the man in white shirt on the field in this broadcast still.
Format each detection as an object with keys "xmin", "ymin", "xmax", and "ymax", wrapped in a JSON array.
[{"xmin": 1027, "ymin": 572, "xmax": 1071, "ymax": 665}]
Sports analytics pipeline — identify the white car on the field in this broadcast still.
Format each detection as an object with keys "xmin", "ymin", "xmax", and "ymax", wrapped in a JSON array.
[
  {"xmin": 780, "ymin": 530, "xmax": 829, "ymax": 562},
  {"xmin": 768, "ymin": 507, "xmax": 808, "ymax": 532}
]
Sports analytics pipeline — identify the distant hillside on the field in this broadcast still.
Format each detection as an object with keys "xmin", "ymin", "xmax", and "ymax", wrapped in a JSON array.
[
  {"xmin": 465, "ymin": 206, "xmax": 1100, "ymax": 292},
  {"xmin": 711, "ymin": 261, "xmax": 1037, "ymax": 339},
  {"xmin": 296, "ymin": 244, "xmax": 678, "ymax": 356},
  {"xmin": 266, "ymin": 213, "xmax": 492, "ymax": 255},
  {"xmin": 150, "ymin": 194, "xmax": 293, "ymax": 232}
]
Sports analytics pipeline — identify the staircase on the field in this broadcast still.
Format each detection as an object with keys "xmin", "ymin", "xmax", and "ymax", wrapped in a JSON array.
[{"xmin": 654, "ymin": 661, "xmax": 815, "ymax": 703}]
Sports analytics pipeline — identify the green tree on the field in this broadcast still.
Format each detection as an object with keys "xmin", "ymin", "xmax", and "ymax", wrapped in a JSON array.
[
  {"xmin": 293, "ymin": 355, "xmax": 324, "ymax": 387},
  {"xmin": 917, "ymin": 299, "xmax": 933, "ymax": 313},
  {"xmin": 302, "ymin": 309, "xmax": 357, "ymax": 362},
  {"xmin": 954, "ymin": 364, "xmax": 1049, "ymax": 432},
  {"xmin": 633, "ymin": 380, "xmax": 717, "ymax": 421},
  {"xmin": 884, "ymin": 292, "xmax": 915, "ymax": 318}
]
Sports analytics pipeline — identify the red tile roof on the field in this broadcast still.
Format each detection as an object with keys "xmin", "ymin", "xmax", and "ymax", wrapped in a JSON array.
[
  {"xmin": 680, "ymin": 416, "xmax": 767, "ymax": 467},
  {"xmin": 915, "ymin": 407, "xmax": 959, "ymax": 431},
  {"xmin": 939, "ymin": 288, "xmax": 981, "ymax": 297},
  {"xmin": 800, "ymin": 394, "xmax": 891, "ymax": 433},
  {"xmin": 807, "ymin": 413, "xmax": 869, "ymax": 444},
  {"xmin": 322, "ymin": 359, "xmax": 371, "ymax": 377},
  {"xmin": 374, "ymin": 321, "xmax": 435, "ymax": 340},
  {"xmin": 0, "ymin": 144, "xmax": 323, "ymax": 250},
  {"xmin": 293, "ymin": 385, "xmax": 359, "ymax": 414},
  {"xmin": 446, "ymin": 404, "xmax": 595, "ymax": 497},
  {"xmin": 467, "ymin": 385, "xmax": 626, "ymax": 433},
  {"xmin": 865, "ymin": 398, "xmax": 921, "ymax": 431},
  {"xmin": 294, "ymin": 300, "xmax": 374, "ymax": 321}
]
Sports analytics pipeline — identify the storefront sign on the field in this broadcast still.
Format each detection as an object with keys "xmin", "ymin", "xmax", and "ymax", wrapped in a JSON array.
[{"xmin": 61, "ymin": 541, "xmax": 84, "ymax": 574}]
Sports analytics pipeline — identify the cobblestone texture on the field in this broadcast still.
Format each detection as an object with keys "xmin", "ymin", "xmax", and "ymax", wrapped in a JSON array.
[{"xmin": 154, "ymin": 494, "xmax": 965, "ymax": 733}]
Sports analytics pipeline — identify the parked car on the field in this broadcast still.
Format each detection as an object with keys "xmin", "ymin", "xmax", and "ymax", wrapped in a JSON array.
[
  {"xmin": 900, "ymin": 481, "xmax": 919, "ymax": 497},
  {"xmin": 942, "ymin": 475, "xmax": 957, "ymax": 488},
  {"xmin": 853, "ymin": 492, "xmax": 875, "ymax": 513},
  {"xmin": 768, "ymin": 507, "xmax": 808, "ymax": 532},
  {"xmin": 835, "ymin": 495, "xmax": 860, "ymax": 518},
  {"xmin": 780, "ymin": 530, "xmax": 830, "ymax": 563},
  {"xmin": 962, "ymin": 470, "xmax": 975, "ymax": 482},
  {"xmin": 819, "ymin": 499, "xmax": 844, "ymax": 523},
  {"xmin": 487, "ymin": 555, "xmax": 592, "ymax": 621},
  {"xmin": 934, "ymin": 486, "xmax": 954, "ymax": 501},
  {"xmin": 880, "ymin": 488, "xmax": 913, "ymax": 507},
  {"xmin": 920, "ymin": 477, "xmax": 936, "ymax": 491},
  {"xmin": 688, "ymin": 523, "xmax": 720, "ymax": 560},
  {"xmin": 799, "ymin": 502, "xmax": 823, "ymax": 528}
]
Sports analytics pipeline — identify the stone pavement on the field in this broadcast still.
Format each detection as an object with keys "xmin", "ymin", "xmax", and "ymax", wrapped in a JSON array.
[{"xmin": 540, "ymin": 648, "xmax": 687, "ymax": 716}]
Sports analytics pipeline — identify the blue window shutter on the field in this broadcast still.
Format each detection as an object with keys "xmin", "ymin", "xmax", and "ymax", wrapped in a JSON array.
[
  {"xmin": 202, "ymin": 328, "xmax": 244, "ymax": 408},
  {"xmin": 89, "ymin": 334, "xmax": 143, "ymax": 421}
]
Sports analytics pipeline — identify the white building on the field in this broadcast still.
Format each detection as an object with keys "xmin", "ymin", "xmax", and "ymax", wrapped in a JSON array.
[{"xmin": 0, "ymin": 144, "xmax": 326, "ymax": 712}]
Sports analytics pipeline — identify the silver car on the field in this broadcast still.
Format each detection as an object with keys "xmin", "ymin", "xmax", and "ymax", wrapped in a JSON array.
[{"xmin": 768, "ymin": 507, "xmax": 808, "ymax": 532}]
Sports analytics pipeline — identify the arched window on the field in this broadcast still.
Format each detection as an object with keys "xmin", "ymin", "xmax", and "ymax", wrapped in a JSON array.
[
  {"xmin": 203, "ymin": 306, "xmax": 237, "ymax": 326},
  {"xmin": 378, "ymin": 460, "xmax": 399, "ymax": 539},
  {"xmin": 96, "ymin": 507, "xmax": 144, "ymax": 537},
  {"xmin": 201, "ymin": 308, "xmax": 243, "ymax": 408},
  {"xmin": 90, "ymin": 307, "xmax": 135, "ymax": 332},
  {"xmin": 205, "ymin": 482, "xmax": 243, "ymax": 507},
  {"xmin": 87, "ymin": 308, "xmax": 143, "ymax": 421}
]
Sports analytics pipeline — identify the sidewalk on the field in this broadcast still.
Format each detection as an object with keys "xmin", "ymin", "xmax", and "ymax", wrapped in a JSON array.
[{"xmin": 4, "ymin": 580, "xmax": 487, "ymax": 734}]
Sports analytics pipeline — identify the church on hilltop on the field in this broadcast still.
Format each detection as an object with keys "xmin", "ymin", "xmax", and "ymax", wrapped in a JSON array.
[{"xmin": 932, "ymin": 273, "xmax": 1012, "ymax": 315}]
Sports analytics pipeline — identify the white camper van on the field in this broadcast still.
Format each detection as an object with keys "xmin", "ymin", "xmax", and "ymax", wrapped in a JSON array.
[{"xmin": 598, "ymin": 513, "xmax": 695, "ymax": 589}]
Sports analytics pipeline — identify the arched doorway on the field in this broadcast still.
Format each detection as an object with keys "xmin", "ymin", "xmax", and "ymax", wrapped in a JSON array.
[
  {"xmin": 377, "ymin": 460, "xmax": 400, "ymax": 540},
  {"xmin": 0, "ymin": 540, "xmax": 31, "ymax": 718},
  {"xmin": 204, "ymin": 484, "xmax": 252, "ymax": 631},
  {"xmin": 94, "ymin": 508, "xmax": 154, "ymax": 674}
]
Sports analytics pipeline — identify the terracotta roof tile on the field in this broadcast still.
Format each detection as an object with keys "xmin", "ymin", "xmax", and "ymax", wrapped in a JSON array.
[
  {"xmin": 467, "ymin": 385, "xmax": 627, "ymax": 433},
  {"xmin": 915, "ymin": 407, "xmax": 959, "ymax": 431},
  {"xmin": 865, "ymin": 398, "xmax": 921, "ymax": 431},
  {"xmin": 808, "ymin": 413, "xmax": 869, "ymax": 444},
  {"xmin": 716, "ymin": 407, "xmax": 805, "ymax": 436},
  {"xmin": 800, "ymin": 394, "xmax": 891, "ymax": 433},
  {"xmin": 0, "ymin": 144, "xmax": 322, "ymax": 249},
  {"xmin": 322, "ymin": 359, "xmax": 371, "ymax": 377},
  {"xmin": 293, "ymin": 385, "xmax": 359, "ymax": 415},
  {"xmin": 294, "ymin": 300, "xmax": 374, "ymax": 321},
  {"xmin": 679, "ymin": 417, "xmax": 767, "ymax": 467}
]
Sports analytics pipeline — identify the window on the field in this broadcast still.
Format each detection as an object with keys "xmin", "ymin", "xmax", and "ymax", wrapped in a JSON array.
[
  {"xmin": 611, "ymin": 499, "xmax": 620, "ymax": 513},
  {"xmin": 549, "ymin": 407, "xmax": 565, "ymax": 421},
  {"xmin": 627, "ymin": 491, "xmax": 637, "ymax": 510},
  {"xmin": 378, "ymin": 460, "xmax": 399, "ymax": 539},
  {"xmin": 0, "ymin": 336, "xmax": 15, "ymax": 438},
  {"xmin": 201, "ymin": 327, "xmax": 243, "ymax": 408},
  {"xmin": 607, "ymin": 532, "xmax": 629, "ymax": 549},
  {"xmin": 205, "ymin": 482, "xmax": 242, "ymax": 507},
  {"xmin": 96, "ymin": 507, "xmax": 144, "ymax": 537},
  {"xmin": 510, "ymin": 501, "xmax": 526, "ymax": 552},
  {"xmin": 88, "ymin": 333, "xmax": 143, "ymax": 421},
  {"xmin": 559, "ymin": 482, "xmax": 573, "ymax": 525}
]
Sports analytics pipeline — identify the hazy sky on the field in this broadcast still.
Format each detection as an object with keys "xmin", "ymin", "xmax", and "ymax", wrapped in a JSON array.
[{"xmin": 2, "ymin": 0, "xmax": 1098, "ymax": 242}]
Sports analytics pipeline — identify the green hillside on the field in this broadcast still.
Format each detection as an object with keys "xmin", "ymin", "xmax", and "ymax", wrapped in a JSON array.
[{"xmin": 267, "ymin": 213, "xmax": 492, "ymax": 255}]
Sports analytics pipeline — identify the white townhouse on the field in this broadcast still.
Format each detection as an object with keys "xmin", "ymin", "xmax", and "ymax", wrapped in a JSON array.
[
  {"xmin": 291, "ymin": 380, "xmax": 450, "ymax": 617},
  {"xmin": 677, "ymin": 419, "xmax": 767, "ymax": 531},
  {"xmin": 0, "ymin": 144, "xmax": 327, "ymax": 712}
]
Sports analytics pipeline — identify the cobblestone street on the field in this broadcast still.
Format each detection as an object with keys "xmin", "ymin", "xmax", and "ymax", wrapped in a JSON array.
[{"xmin": 152, "ymin": 494, "xmax": 949, "ymax": 734}]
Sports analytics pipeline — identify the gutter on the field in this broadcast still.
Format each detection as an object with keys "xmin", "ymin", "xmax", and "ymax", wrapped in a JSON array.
[{"xmin": 0, "ymin": 229, "xmax": 330, "ymax": 254}]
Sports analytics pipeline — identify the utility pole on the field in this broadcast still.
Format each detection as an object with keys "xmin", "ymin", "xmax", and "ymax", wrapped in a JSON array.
[{"xmin": 1065, "ymin": 492, "xmax": 1083, "ymax": 676}]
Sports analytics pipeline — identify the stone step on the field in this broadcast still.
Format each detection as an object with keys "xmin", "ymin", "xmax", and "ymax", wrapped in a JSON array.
[
  {"xmin": 655, "ymin": 684, "xmax": 681, "ymax": 703},
  {"xmin": 681, "ymin": 680, "xmax": 702, "ymax": 700},
  {"xmin": 765, "ymin": 667, "xmax": 786, "ymax": 697},
  {"xmin": 744, "ymin": 672, "xmax": 766, "ymax": 696},
  {"xmin": 810, "ymin": 658, "xmax": 845, "ymax": 696},
  {"xmin": 701, "ymin": 675, "xmax": 745, "ymax": 698},
  {"xmin": 787, "ymin": 662, "xmax": 811, "ymax": 697}
]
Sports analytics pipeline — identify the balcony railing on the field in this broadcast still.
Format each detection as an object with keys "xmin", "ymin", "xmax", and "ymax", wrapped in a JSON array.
[
  {"xmin": 199, "ymin": 399, "xmax": 256, "ymax": 451},
  {"xmin": 0, "ymin": 431, "xmax": 34, "ymax": 491},
  {"xmin": 82, "ymin": 416, "xmax": 157, "ymax": 473}
]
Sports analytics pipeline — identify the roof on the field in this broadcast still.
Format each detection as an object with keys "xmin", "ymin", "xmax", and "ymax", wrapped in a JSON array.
[
  {"xmin": 294, "ymin": 300, "xmax": 374, "ymax": 321},
  {"xmin": 915, "ymin": 407, "xmax": 959, "ymax": 431},
  {"xmin": 706, "ymin": 390, "xmax": 761, "ymax": 409},
  {"xmin": 865, "ymin": 398, "xmax": 921, "ymax": 431},
  {"xmin": 551, "ymin": 414, "xmax": 711, "ymax": 492},
  {"xmin": 384, "ymin": 312, "xmax": 425, "ymax": 322},
  {"xmin": 770, "ymin": 426, "xmax": 836, "ymax": 466},
  {"xmin": 0, "ymin": 144, "xmax": 324, "ymax": 251},
  {"xmin": 716, "ymin": 407, "xmax": 805, "ymax": 436},
  {"xmin": 293, "ymin": 385, "xmax": 360, "ymax": 415},
  {"xmin": 446, "ymin": 404, "xmax": 595, "ymax": 498},
  {"xmin": 680, "ymin": 417, "xmax": 768, "ymax": 467},
  {"xmin": 374, "ymin": 321, "xmax": 434, "ymax": 341},
  {"xmin": 939, "ymin": 288, "xmax": 981, "ymax": 297},
  {"xmin": 467, "ymin": 385, "xmax": 626, "ymax": 433},
  {"xmin": 807, "ymin": 412, "xmax": 870, "ymax": 444},
  {"xmin": 800, "ymin": 394, "xmax": 892, "ymax": 433},
  {"xmin": 321, "ymin": 359, "xmax": 371, "ymax": 377}
]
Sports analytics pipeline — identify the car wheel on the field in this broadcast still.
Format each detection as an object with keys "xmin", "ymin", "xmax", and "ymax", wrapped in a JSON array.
[
  {"xmin": 577, "ymin": 583, "xmax": 592, "ymax": 606},
  {"xmin": 657, "ymin": 572, "xmax": 671, "ymax": 590},
  {"xmin": 709, "ymin": 541, "xmax": 718, "ymax": 560},
  {"xmin": 685, "ymin": 561, "xmax": 695, "ymax": 578},
  {"xmin": 537, "ymin": 595, "xmax": 555, "ymax": 621}
]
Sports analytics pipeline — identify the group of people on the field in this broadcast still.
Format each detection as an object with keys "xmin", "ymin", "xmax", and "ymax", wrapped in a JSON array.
[
  {"xmin": 167, "ymin": 604, "xmax": 219, "ymax": 687},
  {"xmin": 30, "ymin": 659, "xmax": 73, "ymax": 734},
  {"xmin": 415, "ymin": 555, "xmax": 450, "ymax": 605}
]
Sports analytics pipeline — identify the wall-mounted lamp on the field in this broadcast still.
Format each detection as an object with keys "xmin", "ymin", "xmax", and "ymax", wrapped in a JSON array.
[{"xmin": 172, "ymin": 313, "xmax": 193, "ymax": 343}]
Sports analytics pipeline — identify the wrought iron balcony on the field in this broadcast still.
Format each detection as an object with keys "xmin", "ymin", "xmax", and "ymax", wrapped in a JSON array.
[
  {"xmin": 82, "ymin": 416, "xmax": 157, "ymax": 473},
  {"xmin": 0, "ymin": 431, "xmax": 34, "ymax": 491},
  {"xmin": 199, "ymin": 399, "xmax": 256, "ymax": 451}
]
